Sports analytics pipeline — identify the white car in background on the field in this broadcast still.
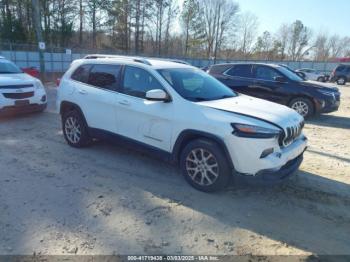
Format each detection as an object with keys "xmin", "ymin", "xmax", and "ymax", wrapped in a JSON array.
[
  {"xmin": 295, "ymin": 68, "xmax": 327, "ymax": 82},
  {"xmin": 0, "ymin": 56, "xmax": 47, "ymax": 116}
]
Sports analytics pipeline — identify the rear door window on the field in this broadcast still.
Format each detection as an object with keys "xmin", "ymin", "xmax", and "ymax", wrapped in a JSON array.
[
  {"xmin": 87, "ymin": 64, "xmax": 121, "ymax": 91},
  {"xmin": 336, "ymin": 66, "xmax": 345, "ymax": 72},
  {"xmin": 225, "ymin": 65, "xmax": 253, "ymax": 78}
]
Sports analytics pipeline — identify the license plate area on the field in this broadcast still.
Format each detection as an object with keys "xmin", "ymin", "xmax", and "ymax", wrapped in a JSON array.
[{"xmin": 15, "ymin": 100, "xmax": 30, "ymax": 106}]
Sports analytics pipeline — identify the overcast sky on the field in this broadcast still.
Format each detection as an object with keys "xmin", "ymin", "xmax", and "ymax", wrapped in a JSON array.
[{"xmin": 176, "ymin": 0, "xmax": 350, "ymax": 37}]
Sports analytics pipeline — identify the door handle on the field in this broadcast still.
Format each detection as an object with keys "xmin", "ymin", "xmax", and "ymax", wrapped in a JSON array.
[
  {"xmin": 118, "ymin": 100, "xmax": 130, "ymax": 106},
  {"xmin": 78, "ymin": 89, "xmax": 87, "ymax": 95}
]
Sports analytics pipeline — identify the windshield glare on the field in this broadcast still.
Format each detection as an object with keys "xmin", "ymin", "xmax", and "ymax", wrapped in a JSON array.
[
  {"xmin": 277, "ymin": 66, "xmax": 304, "ymax": 82},
  {"xmin": 0, "ymin": 61, "xmax": 23, "ymax": 74},
  {"xmin": 157, "ymin": 68, "xmax": 237, "ymax": 102}
]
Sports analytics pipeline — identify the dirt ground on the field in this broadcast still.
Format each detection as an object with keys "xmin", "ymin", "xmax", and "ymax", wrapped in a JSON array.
[{"xmin": 0, "ymin": 83, "xmax": 349, "ymax": 256}]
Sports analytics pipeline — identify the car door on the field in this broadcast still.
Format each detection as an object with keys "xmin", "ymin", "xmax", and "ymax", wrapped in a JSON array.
[
  {"xmin": 71, "ymin": 63, "xmax": 121, "ymax": 133},
  {"xmin": 251, "ymin": 65, "xmax": 287, "ymax": 104},
  {"xmin": 115, "ymin": 65, "xmax": 174, "ymax": 152},
  {"xmin": 216, "ymin": 64, "xmax": 254, "ymax": 95}
]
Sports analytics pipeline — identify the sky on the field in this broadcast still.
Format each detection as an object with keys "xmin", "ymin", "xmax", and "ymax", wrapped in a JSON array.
[{"xmin": 176, "ymin": 0, "xmax": 350, "ymax": 37}]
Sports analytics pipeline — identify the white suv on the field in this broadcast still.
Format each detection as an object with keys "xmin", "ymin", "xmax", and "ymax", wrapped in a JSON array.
[
  {"xmin": 0, "ymin": 57, "xmax": 47, "ymax": 116},
  {"xmin": 57, "ymin": 55, "xmax": 307, "ymax": 192}
]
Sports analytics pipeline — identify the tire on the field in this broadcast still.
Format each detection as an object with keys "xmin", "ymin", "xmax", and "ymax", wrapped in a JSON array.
[
  {"xmin": 289, "ymin": 97, "xmax": 314, "ymax": 119},
  {"xmin": 180, "ymin": 138, "xmax": 231, "ymax": 192},
  {"xmin": 337, "ymin": 77, "xmax": 346, "ymax": 85},
  {"xmin": 62, "ymin": 110, "xmax": 92, "ymax": 148},
  {"xmin": 317, "ymin": 76, "xmax": 325, "ymax": 82}
]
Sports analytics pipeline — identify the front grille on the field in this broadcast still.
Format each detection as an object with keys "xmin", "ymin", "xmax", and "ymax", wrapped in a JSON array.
[
  {"xmin": 0, "ymin": 84, "xmax": 34, "ymax": 89},
  {"xmin": 335, "ymin": 93, "xmax": 340, "ymax": 101},
  {"xmin": 2, "ymin": 92, "xmax": 34, "ymax": 99},
  {"xmin": 279, "ymin": 121, "xmax": 304, "ymax": 147}
]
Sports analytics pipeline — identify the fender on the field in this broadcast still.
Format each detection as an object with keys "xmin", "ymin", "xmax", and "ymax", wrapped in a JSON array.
[{"xmin": 171, "ymin": 129, "xmax": 234, "ymax": 170}]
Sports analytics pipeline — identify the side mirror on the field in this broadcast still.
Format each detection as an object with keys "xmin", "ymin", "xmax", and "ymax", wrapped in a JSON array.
[
  {"xmin": 296, "ymin": 72, "xmax": 306, "ymax": 80},
  {"xmin": 274, "ymin": 76, "xmax": 287, "ymax": 83},
  {"xmin": 145, "ymin": 89, "xmax": 171, "ymax": 102}
]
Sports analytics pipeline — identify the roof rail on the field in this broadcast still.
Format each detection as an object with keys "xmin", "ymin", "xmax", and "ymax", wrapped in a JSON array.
[{"xmin": 83, "ymin": 54, "xmax": 152, "ymax": 65}]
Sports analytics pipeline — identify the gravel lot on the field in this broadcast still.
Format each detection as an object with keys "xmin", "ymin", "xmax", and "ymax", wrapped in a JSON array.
[{"xmin": 0, "ymin": 84, "xmax": 349, "ymax": 256}]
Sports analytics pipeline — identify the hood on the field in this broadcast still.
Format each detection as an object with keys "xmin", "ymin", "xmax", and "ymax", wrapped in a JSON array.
[
  {"xmin": 301, "ymin": 80, "xmax": 339, "ymax": 92},
  {"xmin": 197, "ymin": 95, "xmax": 303, "ymax": 129},
  {"xmin": 0, "ymin": 73, "xmax": 36, "ymax": 86}
]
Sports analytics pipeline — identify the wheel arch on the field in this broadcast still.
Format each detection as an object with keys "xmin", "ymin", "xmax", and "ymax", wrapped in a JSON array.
[
  {"xmin": 288, "ymin": 95, "xmax": 316, "ymax": 114},
  {"xmin": 60, "ymin": 101, "xmax": 89, "ymax": 127},
  {"xmin": 172, "ymin": 129, "xmax": 234, "ymax": 170}
]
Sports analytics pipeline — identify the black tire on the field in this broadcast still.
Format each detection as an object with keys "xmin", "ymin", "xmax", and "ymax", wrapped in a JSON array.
[
  {"xmin": 337, "ymin": 77, "xmax": 346, "ymax": 85},
  {"xmin": 62, "ymin": 110, "xmax": 92, "ymax": 148},
  {"xmin": 180, "ymin": 138, "xmax": 231, "ymax": 192},
  {"xmin": 317, "ymin": 76, "xmax": 325, "ymax": 82},
  {"xmin": 289, "ymin": 97, "xmax": 314, "ymax": 119}
]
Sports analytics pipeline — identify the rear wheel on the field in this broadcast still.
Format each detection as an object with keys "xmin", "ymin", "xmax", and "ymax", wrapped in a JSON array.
[
  {"xmin": 337, "ymin": 77, "xmax": 346, "ymax": 85},
  {"xmin": 289, "ymin": 97, "xmax": 314, "ymax": 119},
  {"xmin": 62, "ymin": 110, "xmax": 92, "ymax": 148},
  {"xmin": 180, "ymin": 139, "xmax": 231, "ymax": 192},
  {"xmin": 317, "ymin": 76, "xmax": 325, "ymax": 82}
]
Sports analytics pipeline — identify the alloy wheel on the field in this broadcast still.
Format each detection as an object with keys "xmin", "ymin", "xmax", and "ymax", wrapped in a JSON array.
[
  {"xmin": 291, "ymin": 101, "xmax": 309, "ymax": 117},
  {"xmin": 338, "ymin": 78, "xmax": 345, "ymax": 85},
  {"xmin": 64, "ymin": 116, "xmax": 82, "ymax": 144},
  {"xmin": 185, "ymin": 148, "xmax": 219, "ymax": 186}
]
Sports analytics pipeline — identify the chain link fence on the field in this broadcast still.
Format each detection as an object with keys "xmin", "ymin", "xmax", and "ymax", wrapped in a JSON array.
[{"xmin": 1, "ymin": 42, "xmax": 348, "ymax": 75}]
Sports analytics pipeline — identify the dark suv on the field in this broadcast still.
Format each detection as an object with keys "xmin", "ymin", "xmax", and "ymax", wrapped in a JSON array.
[
  {"xmin": 329, "ymin": 64, "xmax": 350, "ymax": 85},
  {"xmin": 208, "ymin": 63, "xmax": 341, "ymax": 118}
]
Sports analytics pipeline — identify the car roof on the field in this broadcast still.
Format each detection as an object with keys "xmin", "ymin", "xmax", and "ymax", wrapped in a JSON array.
[
  {"xmin": 211, "ymin": 62, "xmax": 281, "ymax": 68},
  {"xmin": 80, "ymin": 54, "xmax": 193, "ymax": 70}
]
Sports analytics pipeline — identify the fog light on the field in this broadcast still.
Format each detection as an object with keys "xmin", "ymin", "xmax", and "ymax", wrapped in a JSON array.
[
  {"xmin": 41, "ymin": 95, "xmax": 47, "ymax": 102},
  {"xmin": 260, "ymin": 148, "xmax": 274, "ymax": 159}
]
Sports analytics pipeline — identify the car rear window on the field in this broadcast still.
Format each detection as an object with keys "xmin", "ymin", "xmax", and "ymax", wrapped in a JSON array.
[
  {"xmin": 225, "ymin": 65, "xmax": 253, "ymax": 78},
  {"xmin": 87, "ymin": 64, "xmax": 121, "ymax": 91},
  {"xmin": 71, "ymin": 64, "xmax": 92, "ymax": 83}
]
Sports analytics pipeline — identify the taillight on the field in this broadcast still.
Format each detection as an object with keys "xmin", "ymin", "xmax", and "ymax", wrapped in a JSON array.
[{"xmin": 56, "ymin": 78, "xmax": 61, "ymax": 87}]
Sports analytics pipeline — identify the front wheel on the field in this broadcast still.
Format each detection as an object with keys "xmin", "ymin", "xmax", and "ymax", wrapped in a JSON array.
[
  {"xmin": 337, "ymin": 77, "xmax": 346, "ymax": 85},
  {"xmin": 62, "ymin": 110, "xmax": 92, "ymax": 148},
  {"xmin": 180, "ymin": 139, "xmax": 231, "ymax": 192},
  {"xmin": 289, "ymin": 97, "xmax": 314, "ymax": 119}
]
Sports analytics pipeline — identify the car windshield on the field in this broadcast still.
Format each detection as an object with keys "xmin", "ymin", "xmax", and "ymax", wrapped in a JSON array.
[
  {"xmin": 277, "ymin": 66, "xmax": 304, "ymax": 82},
  {"xmin": 157, "ymin": 68, "xmax": 237, "ymax": 102},
  {"xmin": 0, "ymin": 60, "xmax": 23, "ymax": 74}
]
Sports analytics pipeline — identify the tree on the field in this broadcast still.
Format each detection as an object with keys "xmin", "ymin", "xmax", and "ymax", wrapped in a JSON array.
[
  {"xmin": 288, "ymin": 20, "xmax": 312, "ymax": 61},
  {"xmin": 255, "ymin": 31, "xmax": 274, "ymax": 60},
  {"xmin": 200, "ymin": 0, "xmax": 239, "ymax": 60},
  {"xmin": 181, "ymin": 0, "xmax": 203, "ymax": 57},
  {"xmin": 237, "ymin": 11, "xmax": 258, "ymax": 59},
  {"xmin": 275, "ymin": 24, "xmax": 290, "ymax": 60}
]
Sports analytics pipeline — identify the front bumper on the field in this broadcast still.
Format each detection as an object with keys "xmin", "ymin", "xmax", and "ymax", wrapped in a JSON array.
[
  {"xmin": 0, "ymin": 103, "xmax": 47, "ymax": 116},
  {"xmin": 235, "ymin": 153, "xmax": 304, "ymax": 185},
  {"xmin": 315, "ymin": 97, "xmax": 340, "ymax": 114}
]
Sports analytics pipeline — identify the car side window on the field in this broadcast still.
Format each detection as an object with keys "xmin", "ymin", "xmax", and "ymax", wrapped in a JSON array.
[
  {"xmin": 226, "ymin": 65, "xmax": 252, "ymax": 78},
  {"xmin": 346, "ymin": 67, "xmax": 350, "ymax": 73},
  {"xmin": 87, "ymin": 64, "xmax": 121, "ymax": 91},
  {"xmin": 71, "ymin": 64, "xmax": 91, "ymax": 84},
  {"xmin": 122, "ymin": 66, "xmax": 164, "ymax": 98},
  {"xmin": 255, "ymin": 66, "xmax": 282, "ymax": 81},
  {"xmin": 336, "ymin": 66, "xmax": 345, "ymax": 72}
]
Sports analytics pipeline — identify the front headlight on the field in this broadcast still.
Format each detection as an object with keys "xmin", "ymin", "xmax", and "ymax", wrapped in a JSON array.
[
  {"xmin": 318, "ymin": 89, "xmax": 336, "ymax": 97},
  {"xmin": 231, "ymin": 123, "xmax": 281, "ymax": 139},
  {"xmin": 35, "ymin": 80, "xmax": 45, "ymax": 90}
]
